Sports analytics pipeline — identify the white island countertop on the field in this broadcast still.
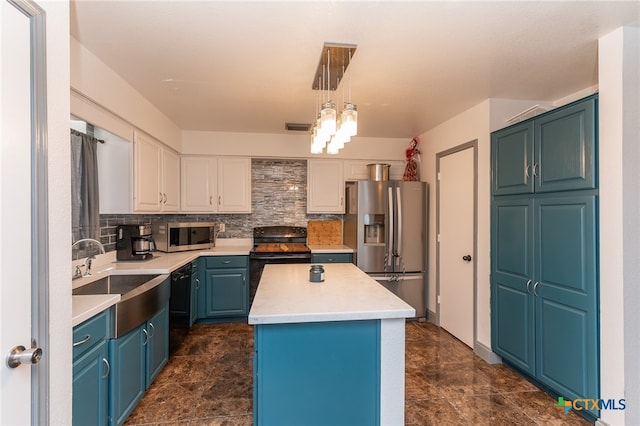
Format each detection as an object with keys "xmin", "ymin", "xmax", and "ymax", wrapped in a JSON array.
[{"xmin": 248, "ymin": 263, "xmax": 415, "ymax": 325}]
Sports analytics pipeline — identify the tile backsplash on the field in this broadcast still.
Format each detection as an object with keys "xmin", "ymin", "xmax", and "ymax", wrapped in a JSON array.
[{"xmin": 93, "ymin": 158, "xmax": 340, "ymax": 254}]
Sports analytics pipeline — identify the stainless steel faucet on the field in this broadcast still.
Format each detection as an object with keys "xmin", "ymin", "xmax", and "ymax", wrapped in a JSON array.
[{"xmin": 72, "ymin": 238, "xmax": 106, "ymax": 277}]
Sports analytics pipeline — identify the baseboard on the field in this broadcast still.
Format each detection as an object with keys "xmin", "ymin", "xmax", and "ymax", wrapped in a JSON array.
[
  {"xmin": 426, "ymin": 309, "xmax": 437, "ymax": 324},
  {"xmin": 474, "ymin": 341, "xmax": 502, "ymax": 364}
]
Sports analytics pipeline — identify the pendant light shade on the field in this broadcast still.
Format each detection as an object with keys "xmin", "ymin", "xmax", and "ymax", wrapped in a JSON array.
[
  {"xmin": 320, "ymin": 101, "xmax": 337, "ymax": 136},
  {"xmin": 341, "ymin": 103, "xmax": 358, "ymax": 137}
]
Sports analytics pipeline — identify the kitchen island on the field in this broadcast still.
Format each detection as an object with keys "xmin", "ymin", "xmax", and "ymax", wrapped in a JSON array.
[{"xmin": 249, "ymin": 263, "xmax": 414, "ymax": 426}]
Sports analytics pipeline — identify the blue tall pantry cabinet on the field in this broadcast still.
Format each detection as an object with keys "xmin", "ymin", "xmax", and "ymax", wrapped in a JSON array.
[{"xmin": 490, "ymin": 95, "xmax": 599, "ymax": 420}]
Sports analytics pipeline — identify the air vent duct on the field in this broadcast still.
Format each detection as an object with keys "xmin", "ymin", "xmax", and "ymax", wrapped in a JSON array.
[{"xmin": 285, "ymin": 123, "xmax": 311, "ymax": 132}]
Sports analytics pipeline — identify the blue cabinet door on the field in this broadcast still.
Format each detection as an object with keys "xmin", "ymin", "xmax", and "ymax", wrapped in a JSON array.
[
  {"xmin": 491, "ymin": 196, "xmax": 535, "ymax": 374},
  {"xmin": 491, "ymin": 121, "xmax": 534, "ymax": 196},
  {"xmin": 204, "ymin": 267, "xmax": 248, "ymax": 317},
  {"xmin": 535, "ymin": 97, "xmax": 596, "ymax": 193},
  {"xmin": 534, "ymin": 193, "xmax": 599, "ymax": 415},
  {"xmin": 109, "ymin": 325, "xmax": 145, "ymax": 426},
  {"xmin": 73, "ymin": 342, "xmax": 109, "ymax": 426},
  {"xmin": 254, "ymin": 320, "xmax": 381, "ymax": 426},
  {"xmin": 146, "ymin": 302, "xmax": 169, "ymax": 387}
]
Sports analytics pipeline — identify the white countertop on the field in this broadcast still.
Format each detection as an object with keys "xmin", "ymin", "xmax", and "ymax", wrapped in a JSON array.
[
  {"xmin": 248, "ymin": 263, "xmax": 415, "ymax": 325},
  {"xmin": 72, "ymin": 243, "xmax": 253, "ymax": 327},
  {"xmin": 308, "ymin": 244, "xmax": 354, "ymax": 253},
  {"xmin": 72, "ymin": 294, "xmax": 121, "ymax": 327}
]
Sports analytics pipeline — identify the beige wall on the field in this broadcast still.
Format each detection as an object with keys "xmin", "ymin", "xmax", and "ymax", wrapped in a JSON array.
[
  {"xmin": 598, "ymin": 26, "xmax": 640, "ymax": 426},
  {"xmin": 70, "ymin": 37, "xmax": 182, "ymax": 151},
  {"xmin": 46, "ymin": 1, "xmax": 72, "ymax": 424},
  {"xmin": 181, "ymin": 130, "xmax": 407, "ymax": 160}
]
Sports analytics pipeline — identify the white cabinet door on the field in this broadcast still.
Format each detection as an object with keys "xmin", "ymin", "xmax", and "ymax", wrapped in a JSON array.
[
  {"xmin": 217, "ymin": 157, "xmax": 251, "ymax": 213},
  {"xmin": 161, "ymin": 149, "xmax": 180, "ymax": 212},
  {"xmin": 134, "ymin": 132, "xmax": 162, "ymax": 211},
  {"xmin": 307, "ymin": 159, "xmax": 345, "ymax": 213},
  {"xmin": 181, "ymin": 157, "xmax": 217, "ymax": 212}
]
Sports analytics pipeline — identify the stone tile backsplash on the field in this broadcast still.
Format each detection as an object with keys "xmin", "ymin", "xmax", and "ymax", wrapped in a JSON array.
[{"xmin": 95, "ymin": 158, "xmax": 340, "ymax": 253}]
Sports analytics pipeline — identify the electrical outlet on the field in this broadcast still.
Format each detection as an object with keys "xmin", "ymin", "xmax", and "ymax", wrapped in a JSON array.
[{"xmin": 219, "ymin": 223, "xmax": 225, "ymax": 233}]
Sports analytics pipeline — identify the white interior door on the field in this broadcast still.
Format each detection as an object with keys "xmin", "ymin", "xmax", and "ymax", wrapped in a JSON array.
[
  {"xmin": 438, "ymin": 146, "xmax": 475, "ymax": 348},
  {"xmin": 1, "ymin": 1, "xmax": 47, "ymax": 423}
]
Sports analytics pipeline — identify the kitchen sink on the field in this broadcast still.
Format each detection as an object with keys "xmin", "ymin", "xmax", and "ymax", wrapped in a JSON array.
[{"xmin": 73, "ymin": 273, "xmax": 170, "ymax": 337}]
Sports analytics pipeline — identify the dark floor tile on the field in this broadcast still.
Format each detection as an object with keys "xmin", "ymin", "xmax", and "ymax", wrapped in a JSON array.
[
  {"xmin": 450, "ymin": 394, "xmax": 537, "ymax": 425},
  {"xmin": 405, "ymin": 398, "xmax": 466, "ymax": 425},
  {"xmin": 154, "ymin": 354, "xmax": 217, "ymax": 384},
  {"xmin": 507, "ymin": 391, "xmax": 594, "ymax": 425},
  {"xmin": 475, "ymin": 361, "xmax": 539, "ymax": 394},
  {"xmin": 423, "ymin": 361, "xmax": 495, "ymax": 398},
  {"xmin": 124, "ymin": 381, "xmax": 205, "ymax": 425},
  {"xmin": 190, "ymin": 415, "xmax": 253, "ymax": 425}
]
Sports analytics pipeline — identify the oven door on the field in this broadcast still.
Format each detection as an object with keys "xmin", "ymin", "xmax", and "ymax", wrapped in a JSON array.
[{"xmin": 249, "ymin": 252, "xmax": 311, "ymax": 306}]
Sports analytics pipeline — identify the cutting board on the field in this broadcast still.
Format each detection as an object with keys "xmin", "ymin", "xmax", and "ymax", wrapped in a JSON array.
[{"xmin": 307, "ymin": 220, "xmax": 342, "ymax": 245}]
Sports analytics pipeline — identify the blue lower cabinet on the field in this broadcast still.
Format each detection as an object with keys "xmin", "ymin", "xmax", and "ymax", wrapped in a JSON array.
[
  {"xmin": 254, "ymin": 320, "xmax": 381, "ymax": 426},
  {"xmin": 491, "ymin": 192, "xmax": 599, "ymax": 419},
  {"xmin": 199, "ymin": 256, "xmax": 249, "ymax": 319},
  {"xmin": 73, "ymin": 340, "xmax": 109, "ymax": 425},
  {"xmin": 73, "ymin": 309, "xmax": 111, "ymax": 426},
  {"xmin": 311, "ymin": 253, "xmax": 353, "ymax": 264},
  {"xmin": 109, "ymin": 302, "xmax": 169, "ymax": 426}
]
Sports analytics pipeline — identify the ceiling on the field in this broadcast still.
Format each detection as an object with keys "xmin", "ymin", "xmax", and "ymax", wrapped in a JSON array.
[{"xmin": 70, "ymin": 1, "xmax": 639, "ymax": 139}]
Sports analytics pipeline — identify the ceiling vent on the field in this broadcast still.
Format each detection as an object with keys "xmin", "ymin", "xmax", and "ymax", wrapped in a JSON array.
[{"xmin": 285, "ymin": 122, "xmax": 312, "ymax": 132}]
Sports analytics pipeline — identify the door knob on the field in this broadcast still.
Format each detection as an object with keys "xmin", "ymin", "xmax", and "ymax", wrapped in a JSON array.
[
  {"xmin": 6, "ymin": 345, "xmax": 42, "ymax": 368},
  {"xmin": 462, "ymin": 255, "xmax": 472, "ymax": 262}
]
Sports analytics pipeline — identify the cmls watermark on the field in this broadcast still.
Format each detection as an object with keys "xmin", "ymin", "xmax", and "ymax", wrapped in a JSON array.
[{"xmin": 554, "ymin": 397, "xmax": 626, "ymax": 414}]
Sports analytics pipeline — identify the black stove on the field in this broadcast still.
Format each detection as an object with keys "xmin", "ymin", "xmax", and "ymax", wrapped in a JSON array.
[{"xmin": 249, "ymin": 226, "xmax": 312, "ymax": 305}]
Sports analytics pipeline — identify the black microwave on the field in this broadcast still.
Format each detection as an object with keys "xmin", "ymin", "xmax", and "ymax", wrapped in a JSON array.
[{"xmin": 151, "ymin": 222, "xmax": 216, "ymax": 252}]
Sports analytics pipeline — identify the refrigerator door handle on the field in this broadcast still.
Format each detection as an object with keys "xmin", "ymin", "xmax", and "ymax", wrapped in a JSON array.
[{"xmin": 387, "ymin": 186, "xmax": 394, "ymax": 268}]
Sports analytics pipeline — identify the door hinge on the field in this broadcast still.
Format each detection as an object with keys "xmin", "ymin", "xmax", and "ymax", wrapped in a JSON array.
[
  {"xmin": 437, "ymin": 295, "xmax": 441, "ymax": 304},
  {"xmin": 437, "ymin": 172, "xmax": 441, "ymax": 181},
  {"xmin": 437, "ymin": 234, "xmax": 441, "ymax": 243}
]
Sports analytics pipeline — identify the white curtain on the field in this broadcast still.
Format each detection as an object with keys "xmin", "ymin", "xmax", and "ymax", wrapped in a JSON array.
[{"xmin": 70, "ymin": 129, "xmax": 100, "ymax": 242}]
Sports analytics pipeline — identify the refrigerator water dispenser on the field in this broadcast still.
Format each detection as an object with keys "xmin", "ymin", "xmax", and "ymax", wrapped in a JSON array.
[{"xmin": 364, "ymin": 214, "xmax": 385, "ymax": 244}]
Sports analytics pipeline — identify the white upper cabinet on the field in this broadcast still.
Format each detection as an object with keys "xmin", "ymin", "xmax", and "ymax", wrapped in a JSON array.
[
  {"xmin": 217, "ymin": 157, "xmax": 252, "ymax": 213},
  {"xmin": 161, "ymin": 148, "xmax": 180, "ymax": 211},
  {"xmin": 133, "ymin": 131, "xmax": 180, "ymax": 212},
  {"xmin": 307, "ymin": 159, "xmax": 345, "ymax": 213},
  {"xmin": 181, "ymin": 157, "xmax": 217, "ymax": 212},
  {"xmin": 181, "ymin": 156, "xmax": 251, "ymax": 213}
]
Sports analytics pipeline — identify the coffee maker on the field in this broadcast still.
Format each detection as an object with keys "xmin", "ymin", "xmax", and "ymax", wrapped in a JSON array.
[{"xmin": 116, "ymin": 224, "xmax": 154, "ymax": 261}]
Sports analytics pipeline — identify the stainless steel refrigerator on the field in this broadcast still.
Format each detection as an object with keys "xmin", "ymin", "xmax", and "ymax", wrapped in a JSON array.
[{"xmin": 344, "ymin": 180, "xmax": 428, "ymax": 318}]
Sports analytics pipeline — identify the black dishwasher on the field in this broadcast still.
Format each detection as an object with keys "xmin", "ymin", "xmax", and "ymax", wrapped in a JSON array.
[{"xmin": 169, "ymin": 262, "xmax": 192, "ymax": 355}]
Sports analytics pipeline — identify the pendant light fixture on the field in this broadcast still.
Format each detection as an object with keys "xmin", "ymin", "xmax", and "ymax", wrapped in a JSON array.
[{"xmin": 310, "ymin": 43, "xmax": 357, "ymax": 154}]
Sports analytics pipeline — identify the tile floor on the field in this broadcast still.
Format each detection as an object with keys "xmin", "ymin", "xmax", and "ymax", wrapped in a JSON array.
[{"xmin": 124, "ymin": 321, "xmax": 593, "ymax": 426}]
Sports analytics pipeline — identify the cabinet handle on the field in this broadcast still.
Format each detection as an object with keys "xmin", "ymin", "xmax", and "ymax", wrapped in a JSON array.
[
  {"xmin": 525, "ymin": 279, "xmax": 532, "ymax": 294},
  {"xmin": 163, "ymin": 193, "xmax": 168, "ymax": 204},
  {"xmin": 532, "ymin": 163, "xmax": 539, "ymax": 178},
  {"xmin": 222, "ymin": 260, "xmax": 231, "ymax": 264},
  {"xmin": 159, "ymin": 192, "xmax": 163, "ymax": 203},
  {"xmin": 218, "ymin": 196, "xmax": 221, "ymax": 205},
  {"xmin": 148, "ymin": 322, "xmax": 155, "ymax": 339},
  {"xmin": 102, "ymin": 358, "xmax": 110, "ymax": 379},
  {"xmin": 341, "ymin": 197, "xmax": 344, "ymax": 207},
  {"xmin": 195, "ymin": 277, "xmax": 200, "ymax": 289},
  {"xmin": 533, "ymin": 281, "xmax": 540, "ymax": 297},
  {"xmin": 142, "ymin": 328, "xmax": 149, "ymax": 346},
  {"xmin": 525, "ymin": 164, "xmax": 531, "ymax": 179},
  {"xmin": 209, "ymin": 196, "xmax": 213, "ymax": 205},
  {"xmin": 73, "ymin": 335, "xmax": 91, "ymax": 347}
]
